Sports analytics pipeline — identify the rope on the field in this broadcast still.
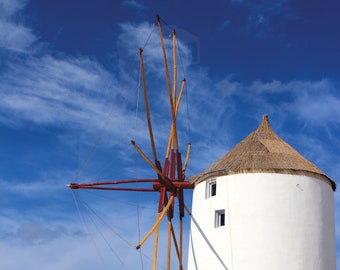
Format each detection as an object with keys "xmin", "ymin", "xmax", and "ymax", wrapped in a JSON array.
[
  {"xmin": 81, "ymin": 189, "xmax": 155, "ymax": 210},
  {"xmin": 141, "ymin": 22, "xmax": 156, "ymax": 51},
  {"xmin": 184, "ymin": 80, "xmax": 192, "ymax": 174},
  {"xmin": 71, "ymin": 21, "xmax": 156, "ymax": 185},
  {"xmin": 136, "ymin": 191, "xmax": 145, "ymax": 270},
  {"xmin": 81, "ymin": 200, "xmax": 129, "ymax": 270},
  {"xmin": 80, "ymin": 199, "xmax": 135, "ymax": 248},
  {"xmin": 71, "ymin": 189, "xmax": 165, "ymax": 269},
  {"xmin": 87, "ymin": 143, "xmax": 129, "ymax": 182},
  {"xmin": 133, "ymin": 59, "xmax": 142, "ymax": 137},
  {"xmin": 71, "ymin": 190, "xmax": 109, "ymax": 270},
  {"xmin": 175, "ymin": 30, "xmax": 191, "ymax": 144},
  {"xmin": 134, "ymin": 149, "xmax": 145, "ymax": 269},
  {"xmin": 71, "ymin": 104, "xmax": 117, "ymax": 183},
  {"xmin": 157, "ymin": 16, "xmax": 173, "ymax": 37}
]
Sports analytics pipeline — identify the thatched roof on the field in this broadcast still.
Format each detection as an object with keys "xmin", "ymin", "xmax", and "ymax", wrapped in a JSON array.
[{"xmin": 190, "ymin": 115, "xmax": 336, "ymax": 191}]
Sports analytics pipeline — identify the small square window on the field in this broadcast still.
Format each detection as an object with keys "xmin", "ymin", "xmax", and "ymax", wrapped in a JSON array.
[
  {"xmin": 207, "ymin": 179, "xmax": 216, "ymax": 198},
  {"xmin": 215, "ymin": 210, "xmax": 225, "ymax": 228}
]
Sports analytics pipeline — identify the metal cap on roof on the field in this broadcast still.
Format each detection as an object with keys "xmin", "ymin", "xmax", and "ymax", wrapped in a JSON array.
[{"xmin": 190, "ymin": 115, "xmax": 336, "ymax": 191}]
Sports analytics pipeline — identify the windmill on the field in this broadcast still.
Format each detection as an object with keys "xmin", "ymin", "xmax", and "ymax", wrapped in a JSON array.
[
  {"xmin": 68, "ymin": 15, "xmax": 337, "ymax": 270},
  {"xmin": 68, "ymin": 15, "xmax": 194, "ymax": 270}
]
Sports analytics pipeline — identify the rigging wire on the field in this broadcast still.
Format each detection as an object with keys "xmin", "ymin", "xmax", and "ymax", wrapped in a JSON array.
[
  {"xmin": 81, "ymin": 200, "xmax": 130, "ymax": 270},
  {"xmin": 184, "ymin": 79, "xmax": 192, "ymax": 174},
  {"xmin": 71, "ymin": 104, "xmax": 117, "ymax": 183},
  {"xmin": 176, "ymin": 31, "xmax": 192, "ymax": 144},
  {"xmin": 157, "ymin": 16, "xmax": 172, "ymax": 36},
  {"xmin": 71, "ymin": 190, "xmax": 109, "ymax": 270},
  {"xmin": 81, "ymin": 189, "xmax": 156, "ymax": 210},
  {"xmin": 79, "ymin": 198, "xmax": 135, "ymax": 248},
  {"xmin": 136, "ymin": 188, "xmax": 145, "ymax": 270},
  {"xmin": 141, "ymin": 22, "xmax": 156, "ymax": 51},
  {"xmin": 91, "ymin": 22, "xmax": 156, "ymax": 182},
  {"xmin": 74, "ymin": 189, "xmax": 166, "ymax": 269},
  {"xmin": 133, "ymin": 51, "xmax": 142, "ymax": 138},
  {"xmin": 87, "ymin": 146, "xmax": 126, "ymax": 181},
  {"xmin": 71, "ymin": 23, "xmax": 156, "ymax": 184}
]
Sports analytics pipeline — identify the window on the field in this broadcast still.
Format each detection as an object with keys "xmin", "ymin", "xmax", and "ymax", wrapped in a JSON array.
[
  {"xmin": 215, "ymin": 210, "xmax": 225, "ymax": 228},
  {"xmin": 206, "ymin": 179, "xmax": 216, "ymax": 198}
]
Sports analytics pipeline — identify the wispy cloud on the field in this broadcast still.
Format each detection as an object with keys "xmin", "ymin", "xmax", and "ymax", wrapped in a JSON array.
[
  {"xmin": 212, "ymin": 76, "xmax": 340, "ymax": 126},
  {"xmin": 1, "ymin": 222, "xmax": 70, "ymax": 245},
  {"xmin": 122, "ymin": 0, "xmax": 147, "ymax": 11},
  {"xmin": 0, "ymin": 54, "xmax": 144, "ymax": 150},
  {"xmin": 218, "ymin": 20, "xmax": 231, "ymax": 31},
  {"xmin": 0, "ymin": 0, "xmax": 38, "ymax": 52}
]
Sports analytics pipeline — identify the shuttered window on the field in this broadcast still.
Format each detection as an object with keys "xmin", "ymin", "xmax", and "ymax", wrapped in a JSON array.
[
  {"xmin": 206, "ymin": 179, "xmax": 216, "ymax": 198},
  {"xmin": 215, "ymin": 210, "xmax": 225, "ymax": 227}
]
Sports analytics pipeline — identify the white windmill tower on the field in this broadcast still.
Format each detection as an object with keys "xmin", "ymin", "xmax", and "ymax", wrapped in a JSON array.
[{"xmin": 187, "ymin": 115, "xmax": 336, "ymax": 270}]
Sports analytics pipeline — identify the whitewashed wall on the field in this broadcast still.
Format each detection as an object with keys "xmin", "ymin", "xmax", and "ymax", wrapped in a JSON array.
[{"xmin": 187, "ymin": 173, "xmax": 336, "ymax": 270}]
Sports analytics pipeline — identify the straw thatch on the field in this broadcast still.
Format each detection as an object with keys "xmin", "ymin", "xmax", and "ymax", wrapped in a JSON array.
[{"xmin": 190, "ymin": 115, "xmax": 336, "ymax": 191}]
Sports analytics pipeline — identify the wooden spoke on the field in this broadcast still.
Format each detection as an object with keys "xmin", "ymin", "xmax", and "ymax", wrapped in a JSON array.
[
  {"xmin": 183, "ymin": 143, "xmax": 191, "ymax": 173},
  {"xmin": 153, "ymin": 212, "xmax": 161, "ymax": 270},
  {"xmin": 157, "ymin": 15, "xmax": 178, "ymax": 152},
  {"xmin": 173, "ymin": 29, "xmax": 177, "ymax": 108},
  {"xmin": 179, "ymin": 217, "xmax": 183, "ymax": 270},
  {"xmin": 139, "ymin": 48, "xmax": 158, "ymax": 162},
  {"xmin": 167, "ymin": 220, "xmax": 172, "ymax": 270},
  {"xmin": 131, "ymin": 140, "xmax": 176, "ymax": 193},
  {"xmin": 136, "ymin": 195, "xmax": 174, "ymax": 250}
]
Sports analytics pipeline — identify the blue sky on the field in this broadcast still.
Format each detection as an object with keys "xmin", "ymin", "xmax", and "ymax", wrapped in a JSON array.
[{"xmin": 1, "ymin": 0, "xmax": 340, "ymax": 269}]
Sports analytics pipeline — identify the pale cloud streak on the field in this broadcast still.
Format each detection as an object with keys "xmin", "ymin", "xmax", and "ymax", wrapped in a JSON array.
[
  {"xmin": 122, "ymin": 0, "xmax": 147, "ymax": 11},
  {"xmin": 0, "ymin": 55, "xmax": 141, "ymax": 146},
  {"xmin": 212, "ymin": 76, "xmax": 340, "ymax": 126},
  {"xmin": 0, "ymin": 0, "xmax": 37, "ymax": 52}
]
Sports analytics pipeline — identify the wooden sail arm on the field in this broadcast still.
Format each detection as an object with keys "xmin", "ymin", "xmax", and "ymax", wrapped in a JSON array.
[
  {"xmin": 179, "ymin": 217, "xmax": 184, "ymax": 270},
  {"xmin": 167, "ymin": 220, "xmax": 172, "ymax": 270},
  {"xmin": 153, "ymin": 212, "xmax": 161, "ymax": 270},
  {"xmin": 157, "ymin": 15, "xmax": 179, "ymax": 152},
  {"xmin": 68, "ymin": 179, "xmax": 157, "ymax": 187},
  {"xmin": 136, "ymin": 195, "xmax": 174, "ymax": 250},
  {"xmin": 165, "ymin": 78, "xmax": 186, "ymax": 159},
  {"xmin": 67, "ymin": 179, "xmax": 158, "ymax": 192},
  {"xmin": 175, "ymin": 79, "xmax": 186, "ymax": 113},
  {"xmin": 182, "ymin": 143, "xmax": 191, "ymax": 174},
  {"xmin": 140, "ymin": 48, "xmax": 158, "ymax": 162},
  {"xmin": 131, "ymin": 140, "xmax": 177, "ymax": 193},
  {"xmin": 157, "ymin": 15, "xmax": 174, "ymax": 111},
  {"xmin": 173, "ymin": 29, "xmax": 177, "ymax": 105},
  {"xmin": 171, "ymin": 78, "xmax": 185, "ymax": 153},
  {"xmin": 172, "ymin": 117, "xmax": 179, "ymax": 152},
  {"xmin": 169, "ymin": 220, "xmax": 184, "ymax": 270},
  {"xmin": 67, "ymin": 186, "xmax": 156, "ymax": 192}
]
